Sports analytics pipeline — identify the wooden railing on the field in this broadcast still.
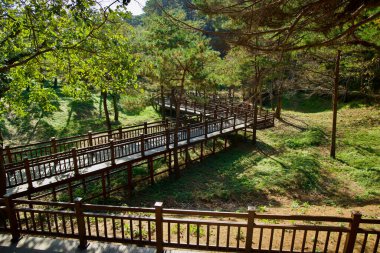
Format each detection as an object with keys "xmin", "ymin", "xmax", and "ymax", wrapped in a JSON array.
[
  {"xmin": 4, "ymin": 114, "xmax": 272, "ymax": 192},
  {"xmin": 1, "ymin": 120, "xmax": 175, "ymax": 166},
  {"xmin": 1, "ymin": 197, "xmax": 378, "ymax": 252},
  {"xmin": 2, "ymin": 95, "xmax": 273, "ymax": 169}
]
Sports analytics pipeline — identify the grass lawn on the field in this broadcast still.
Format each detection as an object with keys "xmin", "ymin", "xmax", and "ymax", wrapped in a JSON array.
[{"xmin": 125, "ymin": 94, "xmax": 380, "ymax": 217}]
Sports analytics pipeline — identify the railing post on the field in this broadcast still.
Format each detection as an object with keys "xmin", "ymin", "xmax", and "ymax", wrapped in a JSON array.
[
  {"xmin": 140, "ymin": 134, "xmax": 145, "ymax": 157},
  {"xmin": 24, "ymin": 158, "xmax": 33, "ymax": 190},
  {"xmin": 220, "ymin": 117, "xmax": 224, "ymax": 134},
  {"xmin": 51, "ymin": 137, "xmax": 57, "ymax": 154},
  {"xmin": 233, "ymin": 113, "xmax": 237, "ymax": 130},
  {"xmin": 118, "ymin": 127, "xmax": 123, "ymax": 140},
  {"xmin": 71, "ymin": 148, "xmax": 79, "ymax": 177},
  {"xmin": 5, "ymin": 145, "xmax": 12, "ymax": 164},
  {"xmin": 204, "ymin": 120, "xmax": 208, "ymax": 139},
  {"xmin": 154, "ymin": 202, "xmax": 164, "ymax": 253},
  {"xmin": 87, "ymin": 131, "xmax": 93, "ymax": 147},
  {"xmin": 193, "ymin": 101, "xmax": 196, "ymax": 113},
  {"xmin": 343, "ymin": 211, "xmax": 362, "ymax": 253},
  {"xmin": 144, "ymin": 122, "xmax": 148, "ymax": 135},
  {"xmin": 245, "ymin": 206, "xmax": 256, "ymax": 252},
  {"xmin": 74, "ymin": 197, "xmax": 88, "ymax": 250},
  {"xmin": 4, "ymin": 194, "xmax": 20, "ymax": 243},
  {"xmin": 165, "ymin": 129, "xmax": 170, "ymax": 150},
  {"xmin": 109, "ymin": 139, "xmax": 115, "ymax": 166},
  {"xmin": 187, "ymin": 124, "xmax": 191, "ymax": 144},
  {"xmin": 0, "ymin": 146, "xmax": 6, "ymax": 197}
]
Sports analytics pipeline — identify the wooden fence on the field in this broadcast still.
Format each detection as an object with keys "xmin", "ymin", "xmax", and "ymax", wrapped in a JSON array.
[{"xmin": 0, "ymin": 198, "xmax": 378, "ymax": 252}]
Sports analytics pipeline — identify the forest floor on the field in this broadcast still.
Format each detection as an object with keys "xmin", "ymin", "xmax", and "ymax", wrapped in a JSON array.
[{"xmin": 125, "ymin": 93, "xmax": 380, "ymax": 218}]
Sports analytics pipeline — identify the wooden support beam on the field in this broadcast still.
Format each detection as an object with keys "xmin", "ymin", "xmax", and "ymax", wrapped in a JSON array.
[
  {"xmin": 148, "ymin": 157, "xmax": 154, "ymax": 185},
  {"xmin": 101, "ymin": 172, "xmax": 107, "ymax": 199},
  {"xmin": 200, "ymin": 142, "xmax": 204, "ymax": 161},
  {"xmin": 127, "ymin": 163, "xmax": 133, "ymax": 198},
  {"xmin": 68, "ymin": 182, "xmax": 73, "ymax": 202}
]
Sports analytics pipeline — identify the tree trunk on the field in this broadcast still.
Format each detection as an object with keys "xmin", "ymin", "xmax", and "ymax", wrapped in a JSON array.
[
  {"xmin": 161, "ymin": 85, "xmax": 166, "ymax": 120},
  {"xmin": 330, "ymin": 50, "xmax": 341, "ymax": 159},
  {"xmin": 102, "ymin": 91, "xmax": 112, "ymax": 133},
  {"xmin": 275, "ymin": 83, "xmax": 283, "ymax": 119},
  {"xmin": 173, "ymin": 70, "xmax": 186, "ymax": 179},
  {"xmin": 99, "ymin": 93, "xmax": 103, "ymax": 118},
  {"xmin": 112, "ymin": 94, "xmax": 119, "ymax": 122},
  {"xmin": 53, "ymin": 77, "xmax": 58, "ymax": 89},
  {"xmin": 252, "ymin": 95, "xmax": 258, "ymax": 145},
  {"xmin": 271, "ymin": 83, "xmax": 275, "ymax": 111},
  {"xmin": 0, "ymin": 132, "xmax": 5, "ymax": 197}
]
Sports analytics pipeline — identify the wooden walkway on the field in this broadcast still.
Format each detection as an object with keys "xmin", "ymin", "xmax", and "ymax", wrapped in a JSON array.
[
  {"xmin": 2, "ymin": 97, "xmax": 274, "ymax": 198},
  {"xmin": 0, "ymin": 95, "xmax": 379, "ymax": 253}
]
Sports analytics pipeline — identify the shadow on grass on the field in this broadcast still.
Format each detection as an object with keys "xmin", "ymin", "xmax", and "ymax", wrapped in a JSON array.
[
  {"xmin": 69, "ymin": 99, "xmax": 96, "ymax": 120},
  {"xmin": 282, "ymin": 93, "xmax": 332, "ymax": 113},
  {"xmin": 124, "ymin": 135, "xmax": 379, "ymax": 210},
  {"xmin": 0, "ymin": 119, "xmax": 11, "ymax": 140}
]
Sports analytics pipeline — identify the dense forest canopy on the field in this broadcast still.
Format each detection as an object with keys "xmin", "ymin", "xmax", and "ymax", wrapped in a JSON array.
[{"xmin": 0, "ymin": 0, "xmax": 379, "ymax": 146}]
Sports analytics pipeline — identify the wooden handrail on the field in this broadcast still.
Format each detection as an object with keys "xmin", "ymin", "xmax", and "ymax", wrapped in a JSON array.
[{"xmin": 2, "ymin": 198, "xmax": 379, "ymax": 253}]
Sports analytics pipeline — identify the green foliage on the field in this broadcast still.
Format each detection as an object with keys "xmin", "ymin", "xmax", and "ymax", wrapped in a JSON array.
[
  {"xmin": 138, "ymin": 9, "xmax": 221, "ymax": 94},
  {"xmin": 0, "ymin": 1, "xmax": 131, "ymax": 115}
]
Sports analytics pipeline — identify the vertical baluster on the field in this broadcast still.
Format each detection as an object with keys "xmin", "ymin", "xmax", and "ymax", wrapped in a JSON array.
[
  {"xmin": 109, "ymin": 139, "xmax": 115, "ymax": 166},
  {"xmin": 118, "ymin": 127, "xmax": 123, "ymax": 140},
  {"xmin": 71, "ymin": 148, "xmax": 79, "ymax": 177},
  {"xmin": 187, "ymin": 124, "xmax": 191, "ymax": 144},
  {"xmin": 140, "ymin": 134, "xmax": 145, "ymax": 157}
]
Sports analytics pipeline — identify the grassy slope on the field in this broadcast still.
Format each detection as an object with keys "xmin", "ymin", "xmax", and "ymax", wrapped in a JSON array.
[
  {"xmin": 127, "ymin": 94, "xmax": 380, "ymax": 215},
  {"xmin": 3, "ymin": 93, "xmax": 161, "ymax": 146}
]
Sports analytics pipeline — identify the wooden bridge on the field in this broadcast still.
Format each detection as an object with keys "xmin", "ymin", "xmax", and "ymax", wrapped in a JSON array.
[
  {"xmin": 1, "ymin": 95, "xmax": 274, "ymax": 198},
  {"xmin": 0, "ymin": 94, "xmax": 379, "ymax": 253}
]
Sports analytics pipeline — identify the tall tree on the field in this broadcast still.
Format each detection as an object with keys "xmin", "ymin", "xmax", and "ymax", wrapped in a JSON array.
[
  {"xmin": 62, "ymin": 12, "xmax": 139, "ymax": 132},
  {"xmin": 139, "ymin": 9, "xmax": 220, "ymax": 177},
  {"xmin": 331, "ymin": 50, "xmax": 341, "ymax": 159},
  {"xmin": 0, "ymin": 0, "xmax": 133, "ymax": 145}
]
